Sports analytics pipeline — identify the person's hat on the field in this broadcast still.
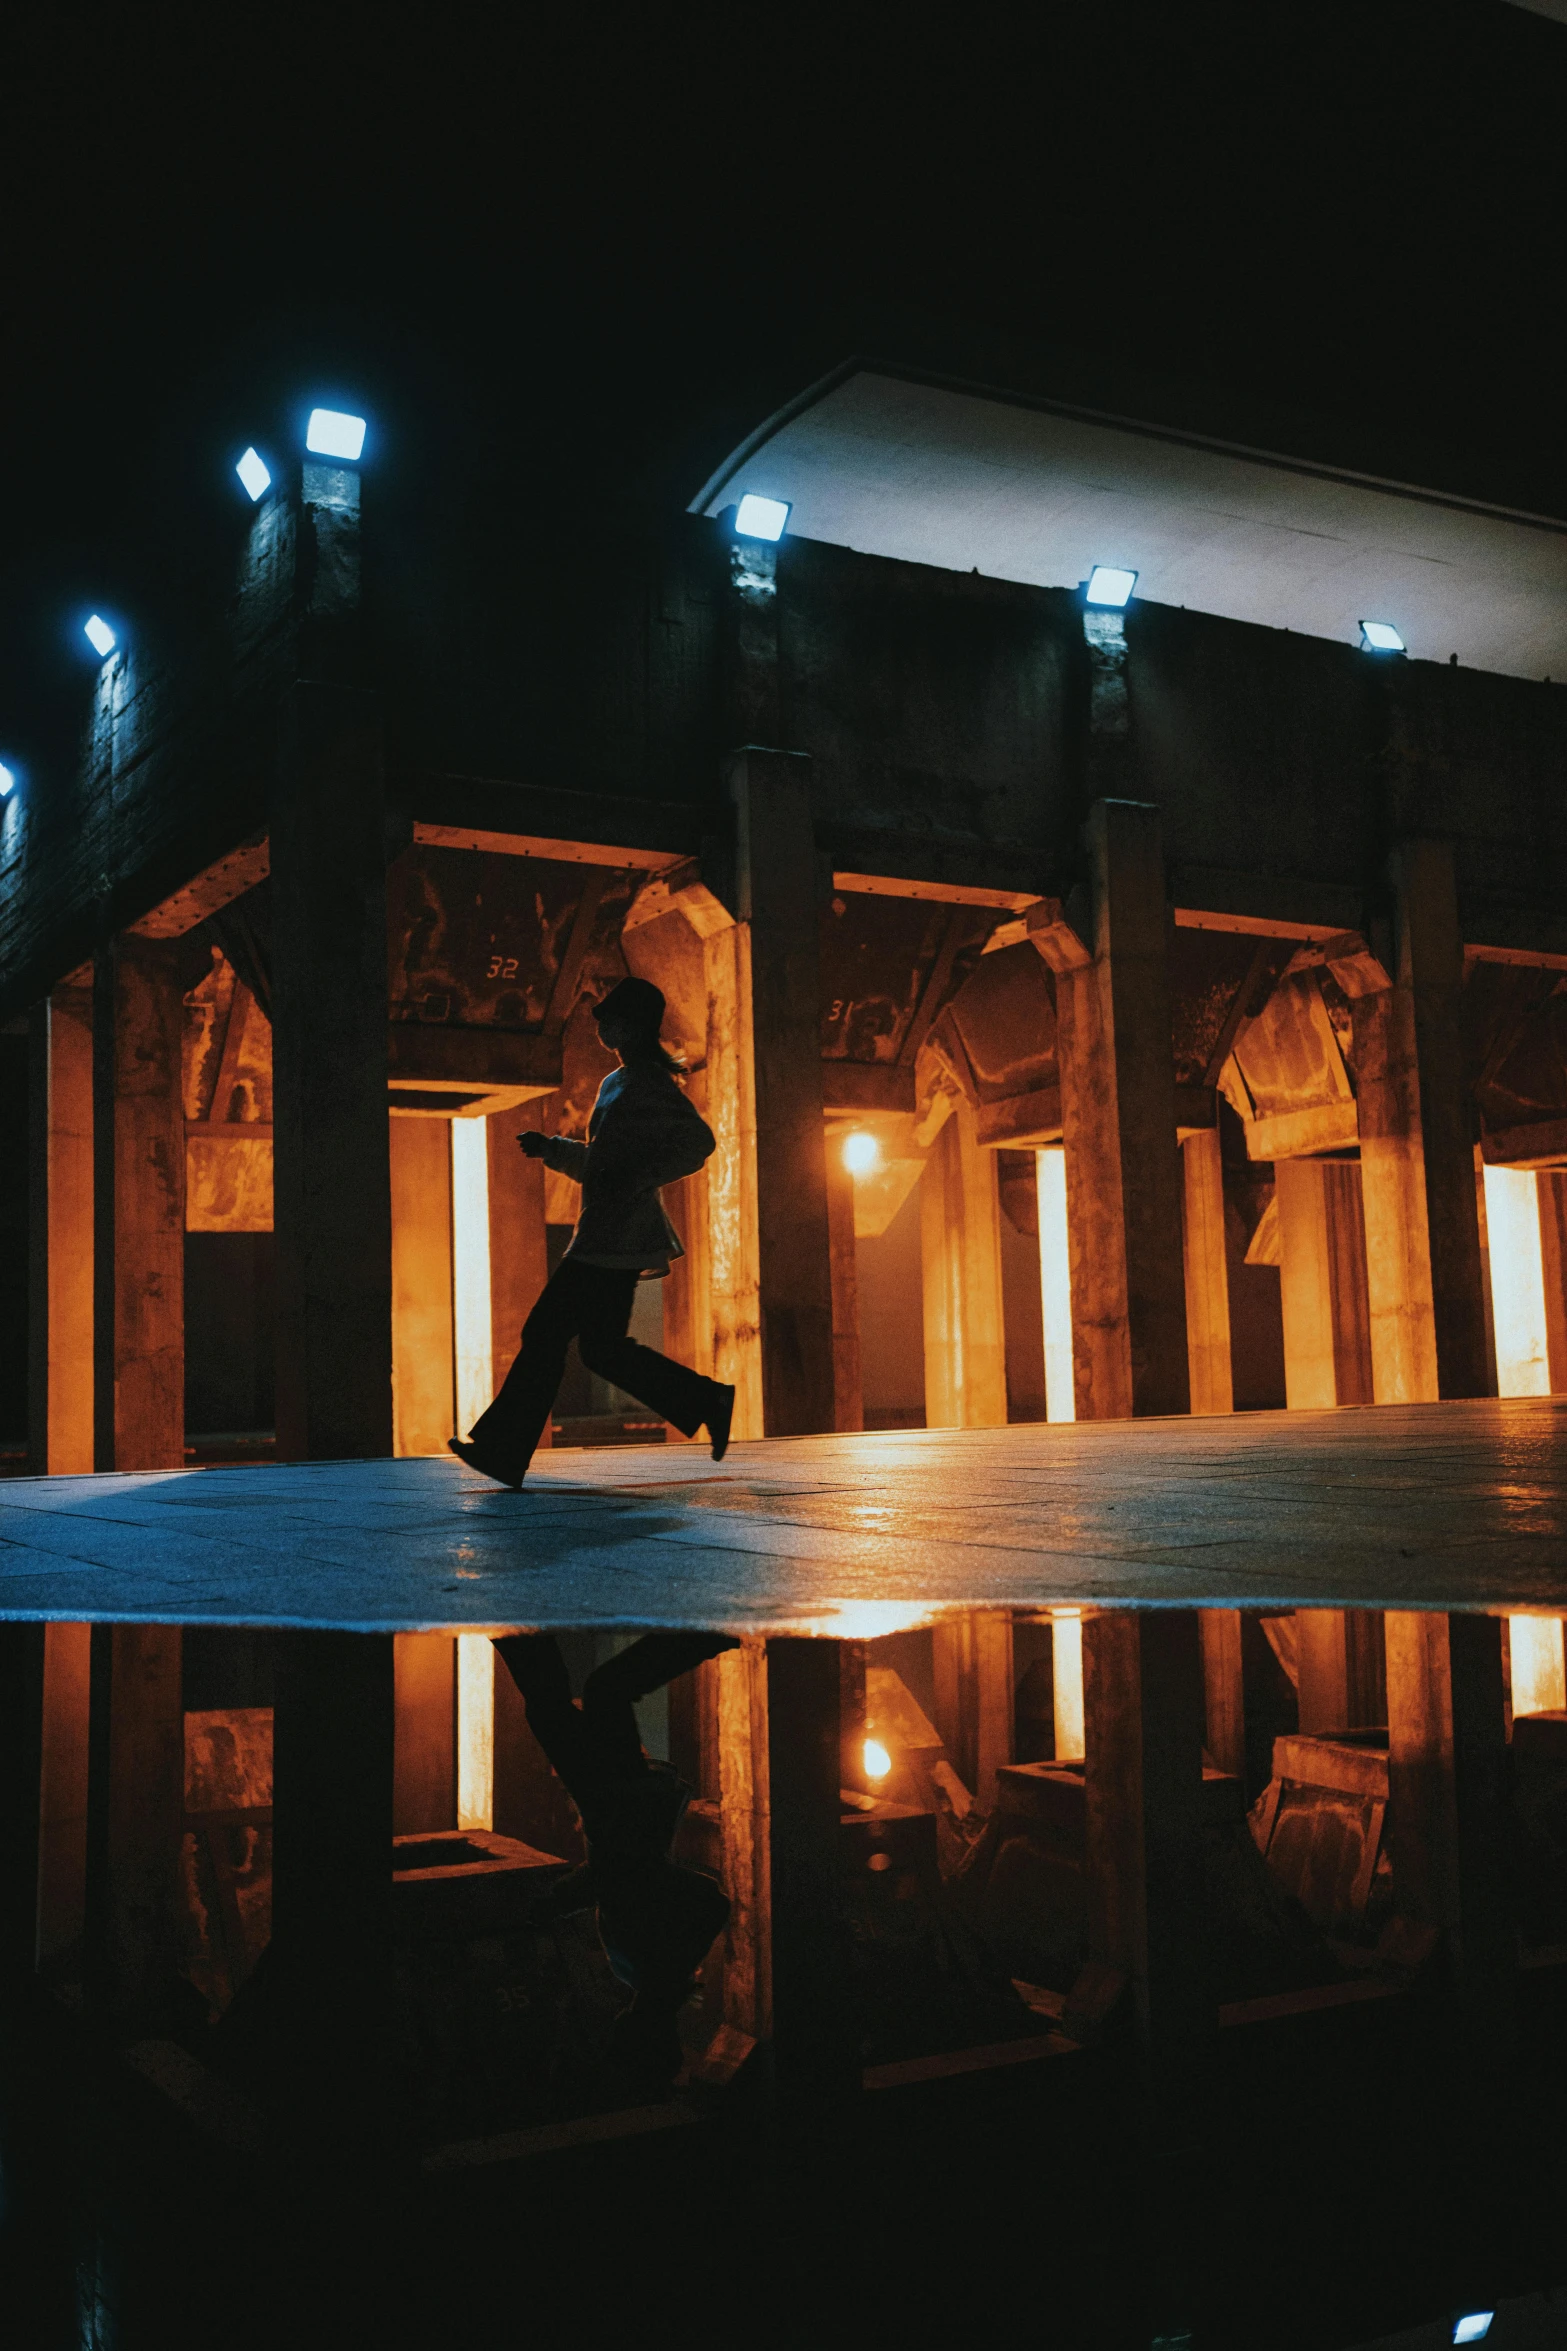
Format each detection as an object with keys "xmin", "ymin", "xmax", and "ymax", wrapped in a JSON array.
[{"xmin": 593, "ymin": 976, "xmax": 666, "ymax": 1032}]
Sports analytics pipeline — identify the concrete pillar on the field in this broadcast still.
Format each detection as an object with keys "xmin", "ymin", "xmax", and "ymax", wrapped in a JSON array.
[
  {"xmin": 1539, "ymin": 1171, "xmax": 1567, "ymax": 1393},
  {"xmin": 717, "ymin": 1640, "xmax": 771, "ymax": 2047},
  {"xmin": 37, "ymin": 1623, "xmax": 92, "ymax": 1964},
  {"xmin": 730, "ymin": 748, "xmax": 836, "ymax": 1436},
  {"xmin": 920, "ymin": 1098, "xmax": 1007, "ymax": 1430},
  {"xmin": 1041, "ymin": 801, "xmax": 1189, "ymax": 1420},
  {"xmin": 1276, "ymin": 1159, "xmax": 1372, "ymax": 1408},
  {"xmin": 84, "ymin": 1624, "xmax": 184, "ymax": 2020},
  {"xmin": 1385, "ymin": 1611, "xmax": 1514, "ymax": 2028},
  {"xmin": 0, "ymin": 1625, "xmax": 45, "ymax": 1981},
  {"xmin": 92, "ymin": 938, "xmax": 186, "ymax": 1470},
  {"xmin": 1181, "ymin": 1128, "xmax": 1232, "ymax": 1416},
  {"xmin": 388, "ymin": 1117, "xmax": 454, "ymax": 1457},
  {"xmin": 1356, "ymin": 842, "xmax": 1489, "ymax": 1402},
  {"xmin": 271, "ymin": 1631, "xmax": 397, "ymax": 2145},
  {"xmin": 932, "ymin": 1610, "xmax": 1015, "ymax": 1806},
  {"xmin": 766, "ymin": 1638, "xmax": 856, "ymax": 2101},
  {"xmin": 825, "ymin": 1145, "xmax": 864, "ymax": 1432},
  {"xmin": 27, "ymin": 987, "xmax": 95, "ymax": 1473},
  {"xmin": 392, "ymin": 1633, "xmax": 456, "ymax": 1834},
  {"xmin": 487, "ymin": 1106, "xmax": 550, "ymax": 1437},
  {"xmin": 271, "ymin": 682, "xmax": 393, "ymax": 1460},
  {"xmin": 1082, "ymin": 1608, "xmax": 1213, "ymax": 2085},
  {"xmin": 1198, "ymin": 1608, "xmax": 1245, "ymax": 1780}
]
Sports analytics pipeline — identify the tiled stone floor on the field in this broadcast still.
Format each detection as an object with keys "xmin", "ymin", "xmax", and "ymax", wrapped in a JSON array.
[{"xmin": 1, "ymin": 1397, "xmax": 1564, "ymax": 1633}]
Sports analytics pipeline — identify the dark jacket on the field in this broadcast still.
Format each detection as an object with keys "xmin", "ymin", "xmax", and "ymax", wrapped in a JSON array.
[{"xmin": 542, "ymin": 1062, "xmax": 715, "ymax": 1270}]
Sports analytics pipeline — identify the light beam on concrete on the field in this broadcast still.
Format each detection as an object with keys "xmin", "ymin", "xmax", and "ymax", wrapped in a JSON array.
[
  {"xmin": 1036, "ymin": 1147, "xmax": 1075, "ymax": 1423},
  {"xmin": 456, "ymin": 1633, "xmax": 495, "ymax": 1830},
  {"xmin": 1509, "ymin": 1614, "xmax": 1566, "ymax": 1715},
  {"xmin": 450, "ymin": 1117, "xmax": 494, "ymax": 1436},
  {"xmin": 1052, "ymin": 1610, "xmax": 1085, "ymax": 1760},
  {"xmin": 1485, "ymin": 1166, "xmax": 1550, "ymax": 1397}
]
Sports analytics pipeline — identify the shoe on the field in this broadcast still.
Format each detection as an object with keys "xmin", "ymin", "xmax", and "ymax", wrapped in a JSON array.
[
  {"xmin": 705, "ymin": 1383, "xmax": 735, "ymax": 1463},
  {"xmin": 447, "ymin": 1437, "xmax": 524, "ymax": 1488}
]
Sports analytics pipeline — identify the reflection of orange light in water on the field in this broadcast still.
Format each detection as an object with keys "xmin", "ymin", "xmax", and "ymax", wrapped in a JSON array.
[
  {"xmin": 863, "ymin": 1737, "xmax": 892, "ymax": 1781},
  {"xmin": 1511, "ymin": 1616, "xmax": 1566, "ymax": 1717}
]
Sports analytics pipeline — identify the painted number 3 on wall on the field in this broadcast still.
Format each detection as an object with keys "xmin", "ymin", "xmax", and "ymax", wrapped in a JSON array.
[{"xmin": 487, "ymin": 956, "xmax": 520, "ymax": 979}]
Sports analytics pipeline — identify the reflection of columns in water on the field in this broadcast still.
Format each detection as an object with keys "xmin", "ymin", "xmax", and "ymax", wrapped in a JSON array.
[
  {"xmin": 1484, "ymin": 1167, "xmax": 1551, "ymax": 1398},
  {"xmin": 1510, "ymin": 1616, "xmax": 1566, "ymax": 1718},
  {"xmin": 1035, "ymin": 1146, "xmax": 1074, "ymax": 1424},
  {"xmin": 1052, "ymin": 1609, "xmax": 1085, "ymax": 1761},
  {"xmin": 450, "ymin": 1118, "xmax": 494, "ymax": 1437},
  {"xmin": 456, "ymin": 1634, "xmax": 495, "ymax": 1831}
]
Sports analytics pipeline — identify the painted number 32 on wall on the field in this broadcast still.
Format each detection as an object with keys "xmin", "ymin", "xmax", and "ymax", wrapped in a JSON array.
[{"xmin": 486, "ymin": 956, "xmax": 520, "ymax": 979}]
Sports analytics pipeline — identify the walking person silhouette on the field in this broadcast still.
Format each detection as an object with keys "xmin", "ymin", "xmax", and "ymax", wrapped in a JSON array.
[{"xmin": 450, "ymin": 975, "xmax": 735, "ymax": 1487}]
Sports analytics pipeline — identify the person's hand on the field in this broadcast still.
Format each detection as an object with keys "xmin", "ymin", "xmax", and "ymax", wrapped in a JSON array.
[{"xmin": 517, "ymin": 1130, "xmax": 548, "ymax": 1158}]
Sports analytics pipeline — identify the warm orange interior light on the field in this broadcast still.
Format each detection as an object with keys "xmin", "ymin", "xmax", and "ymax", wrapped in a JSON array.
[
  {"xmin": 842, "ymin": 1129, "xmax": 881, "ymax": 1176},
  {"xmin": 863, "ymin": 1736, "xmax": 892, "ymax": 1781}
]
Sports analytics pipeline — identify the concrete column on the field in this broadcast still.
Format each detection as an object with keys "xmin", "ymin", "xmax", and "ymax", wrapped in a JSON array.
[
  {"xmin": 0, "ymin": 1626, "xmax": 45, "ymax": 1981},
  {"xmin": 932, "ymin": 1610, "xmax": 1014, "ymax": 1807},
  {"xmin": 1082, "ymin": 1608, "xmax": 1213, "ymax": 2085},
  {"xmin": 92, "ymin": 938, "xmax": 186, "ymax": 1470},
  {"xmin": 1181, "ymin": 1128, "xmax": 1232, "ymax": 1416},
  {"xmin": 1198, "ymin": 1608, "xmax": 1245, "ymax": 1780},
  {"xmin": 730, "ymin": 748, "xmax": 836, "ymax": 1436},
  {"xmin": 27, "ymin": 987, "xmax": 95, "ymax": 1473},
  {"xmin": 766, "ymin": 1638, "xmax": 856, "ymax": 2101},
  {"xmin": 703, "ymin": 921, "xmax": 763, "ymax": 1434},
  {"xmin": 1385, "ymin": 1611, "xmax": 1514, "ymax": 2027},
  {"xmin": 271, "ymin": 681, "xmax": 393, "ymax": 1460},
  {"xmin": 1356, "ymin": 842, "xmax": 1489, "ymax": 1402},
  {"xmin": 392, "ymin": 1634, "xmax": 456, "ymax": 1834},
  {"xmin": 84, "ymin": 1624, "xmax": 184, "ymax": 2020},
  {"xmin": 487, "ymin": 1106, "xmax": 550, "ymax": 1437},
  {"xmin": 37, "ymin": 1623, "xmax": 92, "ymax": 1964},
  {"xmin": 1277, "ymin": 1159, "xmax": 1372, "ymax": 1408},
  {"xmin": 388, "ymin": 1117, "xmax": 454, "ymax": 1457},
  {"xmin": 825, "ymin": 1146, "xmax": 864, "ymax": 1432},
  {"xmin": 271, "ymin": 1630, "xmax": 397, "ymax": 2147},
  {"xmin": 717, "ymin": 1640, "xmax": 771, "ymax": 2048},
  {"xmin": 920, "ymin": 1098, "xmax": 1007, "ymax": 1430},
  {"xmin": 1043, "ymin": 801, "xmax": 1189, "ymax": 1420}
]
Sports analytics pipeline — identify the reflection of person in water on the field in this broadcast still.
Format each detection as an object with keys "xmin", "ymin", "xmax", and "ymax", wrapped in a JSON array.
[
  {"xmin": 451, "ymin": 976, "xmax": 735, "ymax": 1488},
  {"xmin": 493, "ymin": 1630, "xmax": 737, "ymax": 2092}
]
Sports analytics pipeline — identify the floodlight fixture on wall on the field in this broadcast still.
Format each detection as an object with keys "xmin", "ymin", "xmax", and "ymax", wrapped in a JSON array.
[
  {"xmin": 734, "ymin": 493, "xmax": 791, "ymax": 543},
  {"xmin": 842, "ymin": 1129, "xmax": 881, "ymax": 1175},
  {"xmin": 235, "ymin": 447, "xmax": 272, "ymax": 502},
  {"xmin": 0, "ymin": 761, "xmax": 15, "ymax": 798},
  {"xmin": 1360, "ymin": 619, "xmax": 1406, "ymax": 653},
  {"xmin": 1085, "ymin": 565, "xmax": 1137, "ymax": 609},
  {"xmin": 305, "ymin": 407, "xmax": 367, "ymax": 462},
  {"xmin": 84, "ymin": 614, "xmax": 117, "ymax": 658},
  {"xmin": 1452, "ymin": 2317, "xmax": 1493, "ymax": 2345}
]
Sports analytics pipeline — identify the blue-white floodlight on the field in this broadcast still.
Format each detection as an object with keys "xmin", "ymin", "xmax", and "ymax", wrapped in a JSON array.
[
  {"xmin": 1452, "ymin": 2317, "xmax": 1494, "ymax": 2345},
  {"xmin": 306, "ymin": 407, "xmax": 367, "ymax": 462},
  {"xmin": 0, "ymin": 761, "xmax": 15, "ymax": 798},
  {"xmin": 1086, "ymin": 565, "xmax": 1138, "ymax": 609},
  {"xmin": 734, "ymin": 493, "xmax": 791, "ymax": 543},
  {"xmin": 84, "ymin": 614, "xmax": 117, "ymax": 658},
  {"xmin": 236, "ymin": 447, "xmax": 272, "ymax": 502},
  {"xmin": 1361, "ymin": 619, "xmax": 1406, "ymax": 653}
]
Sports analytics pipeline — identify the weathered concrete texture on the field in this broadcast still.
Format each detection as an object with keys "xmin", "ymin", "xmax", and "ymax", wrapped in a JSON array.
[
  {"xmin": 1, "ymin": 1401, "xmax": 1565, "ymax": 1632},
  {"xmin": 92, "ymin": 938, "xmax": 186, "ymax": 1472},
  {"xmin": 270, "ymin": 682, "xmax": 393, "ymax": 1461}
]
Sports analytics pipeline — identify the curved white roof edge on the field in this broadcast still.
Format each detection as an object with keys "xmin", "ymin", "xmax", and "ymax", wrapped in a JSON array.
[{"xmin": 692, "ymin": 360, "xmax": 1567, "ymax": 683}]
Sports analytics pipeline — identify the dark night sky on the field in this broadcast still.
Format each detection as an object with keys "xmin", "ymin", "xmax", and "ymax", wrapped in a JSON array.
[{"xmin": 2, "ymin": 2, "xmax": 1564, "ymax": 774}]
